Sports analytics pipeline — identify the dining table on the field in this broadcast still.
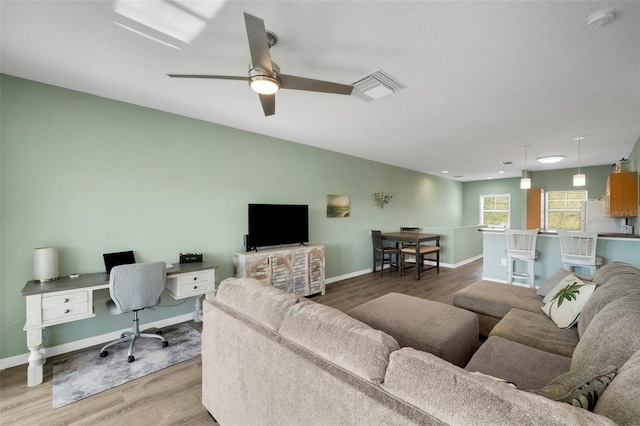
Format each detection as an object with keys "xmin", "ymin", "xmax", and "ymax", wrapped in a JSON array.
[{"xmin": 376, "ymin": 232, "xmax": 441, "ymax": 280}]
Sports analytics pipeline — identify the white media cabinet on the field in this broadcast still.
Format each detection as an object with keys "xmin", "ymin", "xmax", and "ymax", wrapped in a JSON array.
[{"xmin": 233, "ymin": 244, "xmax": 325, "ymax": 296}]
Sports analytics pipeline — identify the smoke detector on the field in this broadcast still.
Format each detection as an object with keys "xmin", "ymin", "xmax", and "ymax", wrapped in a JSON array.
[{"xmin": 586, "ymin": 8, "xmax": 616, "ymax": 30}]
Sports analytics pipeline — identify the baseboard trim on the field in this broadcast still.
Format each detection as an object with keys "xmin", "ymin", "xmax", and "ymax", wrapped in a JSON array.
[
  {"xmin": 325, "ymin": 255, "xmax": 480, "ymax": 286},
  {"xmin": 0, "ymin": 313, "xmax": 194, "ymax": 370}
]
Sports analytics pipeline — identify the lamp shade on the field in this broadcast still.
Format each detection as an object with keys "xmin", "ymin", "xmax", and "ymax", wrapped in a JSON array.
[
  {"xmin": 520, "ymin": 177, "xmax": 531, "ymax": 189},
  {"xmin": 573, "ymin": 173, "xmax": 586, "ymax": 187},
  {"xmin": 34, "ymin": 247, "xmax": 59, "ymax": 282}
]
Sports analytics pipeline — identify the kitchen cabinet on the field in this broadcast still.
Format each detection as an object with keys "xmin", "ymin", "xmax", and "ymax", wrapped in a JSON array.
[{"xmin": 603, "ymin": 171, "xmax": 638, "ymax": 217}]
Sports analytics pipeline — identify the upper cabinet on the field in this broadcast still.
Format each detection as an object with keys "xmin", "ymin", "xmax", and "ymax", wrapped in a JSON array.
[{"xmin": 603, "ymin": 171, "xmax": 638, "ymax": 217}]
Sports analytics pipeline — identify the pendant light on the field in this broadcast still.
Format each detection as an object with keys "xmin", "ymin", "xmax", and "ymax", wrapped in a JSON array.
[
  {"xmin": 520, "ymin": 144, "xmax": 531, "ymax": 189},
  {"xmin": 573, "ymin": 136, "xmax": 586, "ymax": 187}
]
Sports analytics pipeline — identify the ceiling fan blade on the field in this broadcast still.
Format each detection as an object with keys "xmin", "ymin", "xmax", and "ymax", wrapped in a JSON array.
[
  {"xmin": 243, "ymin": 13, "xmax": 273, "ymax": 73},
  {"xmin": 167, "ymin": 74, "xmax": 248, "ymax": 81},
  {"xmin": 259, "ymin": 93, "xmax": 275, "ymax": 116},
  {"xmin": 279, "ymin": 74, "xmax": 353, "ymax": 95}
]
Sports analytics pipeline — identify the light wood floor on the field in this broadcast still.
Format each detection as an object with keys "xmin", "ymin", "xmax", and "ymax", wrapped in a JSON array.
[{"xmin": 0, "ymin": 259, "xmax": 482, "ymax": 425}]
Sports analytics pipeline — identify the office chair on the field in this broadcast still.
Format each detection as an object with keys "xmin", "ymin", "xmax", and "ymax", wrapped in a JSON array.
[
  {"xmin": 505, "ymin": 228, "xmax": 539, "ymax": 288},
  {"xmin": 99, "ymin": 262, "xmax": 169, "ymax": 363},
  {"xmin": 557, "ymin": 230, "xmax": 604, "ymax": 278},
  {"xmin": 372, "ymin": 230, "xmax": 402, "ymax": 276}
]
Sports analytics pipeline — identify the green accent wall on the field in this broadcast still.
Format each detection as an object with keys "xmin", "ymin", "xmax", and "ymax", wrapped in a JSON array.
[
  {"xmin": 2, "ymin": 74, "xmax": 638, "ymax": 361},
  {"xmin": 0, "ymin": 75, "xmax": 463, "ymax": 359}
]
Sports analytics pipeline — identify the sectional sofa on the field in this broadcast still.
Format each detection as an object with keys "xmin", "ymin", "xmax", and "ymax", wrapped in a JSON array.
[{"xmin": 201, "ymin": 262, "xmax": 640, "ymax": 425}]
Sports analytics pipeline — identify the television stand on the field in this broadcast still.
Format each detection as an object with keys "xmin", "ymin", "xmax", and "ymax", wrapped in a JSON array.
[{"xmin": 233, "ymin": 244, "xmax": 325, "ymax": 296}]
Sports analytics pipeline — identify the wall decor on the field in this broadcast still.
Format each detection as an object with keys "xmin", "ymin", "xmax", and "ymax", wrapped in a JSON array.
[
  {"xmin": 327, "ymin": 195, "xmax": 350, "ymax": 218},
  {"xmin": 374, "ymin": 192, "xmax": 392, "ymax": 208}
]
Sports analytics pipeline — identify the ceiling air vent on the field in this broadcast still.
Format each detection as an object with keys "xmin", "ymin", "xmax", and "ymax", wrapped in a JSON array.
[
  {"xmin": 501, "ymin": 161, "xmax": 513, "ymax": 166},
  {"xmin": 352, "ymin": 69, "xmax": 405, "ymax": 102}
]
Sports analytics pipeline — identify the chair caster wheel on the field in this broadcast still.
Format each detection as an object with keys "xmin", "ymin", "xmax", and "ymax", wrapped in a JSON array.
[
  {"xmin": 156, "ymin": 330, "xmax": 163, "ymax": 335},
  {"xmin": 120, "ymin": 334, "xmax": 125, "ymax": 338},
  {"xmin": 162, "ymin": 341, "xmax": 169, "ymax": 348},
  {"xmin": 128, "ymin": 355, "xmax": 135, "ymax": 363},
  {"xmin": 100, "ymin": 351, "xmax": 108, "ymax": 358}
]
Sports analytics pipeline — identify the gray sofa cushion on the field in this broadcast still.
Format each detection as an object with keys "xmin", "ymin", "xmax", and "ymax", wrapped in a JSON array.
[
  {"xmin": 347, "ymin": 293, "xmax": 479, "ymax": 367},
  {"xmin": 466, "ymin": 336, "xmax": 571, "ymax": 390},
  {"xmin": 214, "ymin": 277, "xmax": 301, "ymax": 330},
  {"xmin": 594, "ymin": 350, "xmax": 640, "ymax": 425},
  {"xmin": 279, "ymin": 301, "xmax": 400, "ymax": 384},
  {"xmin": 592, "ymin": 262, "xmax": 640, "ymax": 287},
  {"xmin": 452, "ymin": 280, "xmax": 543, "ymax": 319},
  {"xmin": 489, "ymin": 308, "xmax": 579, "ymax": 358},
  {"xmin": 572, "ymin": 295, "xmax": 640, "ymax": 372},
  {"xmin": 578, "ymin": 262, "xmax": 640, "ymax": 337},
  {"xmin": 383, "ymin": 347, "xmax": 614, "ymax": 425},
  {"xmin": 578, "ymin": 275, "xmax": 640, "ymax": 338}
]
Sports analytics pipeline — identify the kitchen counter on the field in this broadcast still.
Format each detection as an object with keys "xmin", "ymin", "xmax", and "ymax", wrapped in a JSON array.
[
  {"xmin": 479, "ymin": 228, "xmax": 640, "ymax": 240},
  {"xmin": 479, "ymin": 228, "xmax": 640, "ymax": 286}
]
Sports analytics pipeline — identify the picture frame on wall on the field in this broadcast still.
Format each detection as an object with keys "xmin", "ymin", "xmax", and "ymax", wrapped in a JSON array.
[{"xmin": 327, "ymin": 195, "xmax": 350, "ymax": 218}]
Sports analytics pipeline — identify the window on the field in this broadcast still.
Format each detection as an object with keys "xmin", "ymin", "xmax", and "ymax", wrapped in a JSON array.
[
  {"xmin": 480, "ymin": 194, "xmax": 510, "ymax": 227},
  {"xmin": 546, "ymin": 190, "xmax": 588, "ymax": 230}
]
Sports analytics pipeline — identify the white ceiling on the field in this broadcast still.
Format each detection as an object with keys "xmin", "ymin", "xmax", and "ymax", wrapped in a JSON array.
[{"xmin": 2, "ymin": 1, "xmax": 639, "ymax": 182}]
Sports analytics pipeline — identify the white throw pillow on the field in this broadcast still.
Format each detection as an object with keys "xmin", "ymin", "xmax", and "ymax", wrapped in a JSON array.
[{"xmin": 541, "ymin": 275, "xmax": 596, "ymax": 329}]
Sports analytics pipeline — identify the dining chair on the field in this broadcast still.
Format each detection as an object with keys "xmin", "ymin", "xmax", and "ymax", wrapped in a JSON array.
[
  {"xmin": 400, "ymin": 227, "xmax": 419, "ymax": 249},
  {"xmin": 371, "ymin": 230, "xmax": 402, "ymax": 276},
  {"xmin": 505, "ymin": 228, "xmax": 539, "ymax": 288},
  {"xmin": 400, "ymin": 245, "xmax": 440, "ymax": 276}
]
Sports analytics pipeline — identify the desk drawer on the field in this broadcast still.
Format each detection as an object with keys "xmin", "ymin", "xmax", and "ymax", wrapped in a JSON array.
[
  {"xmin": 178, "ymin": 281, "xmax": 213, "ymax": 296},
  {"xmin": 177, "ymin": 272, "xmax": 209, "ymax": 285},
  {"xmin": 42, "ymin": 291, "xmax": 89, "ymax": 309},
  {"xmin": 43, "ymin": 301, "xmax": 90, "ymax": 323},
  {"xmin": 165, "ymin": 268, "xmax": 215, "ymax": 299}
]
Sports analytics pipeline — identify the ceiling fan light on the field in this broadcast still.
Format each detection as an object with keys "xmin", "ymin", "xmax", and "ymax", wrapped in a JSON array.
[{"xmin": 250, "ymin": 76, "xmax": 279, "ymax": 95}]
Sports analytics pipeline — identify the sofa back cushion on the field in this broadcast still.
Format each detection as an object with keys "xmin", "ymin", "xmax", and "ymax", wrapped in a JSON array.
[
  {"xmin": 578, "ymin": 276, "xmax": 640, "ymax": 338},
  {"xmin": 592, "ymin": 262, "xmax": 640, "ymax": 287},
  {"xmin": 279, "ymin": 301, "xmax": 400, "ymax": 384},
  {"xmin": 572, "ymin": 295, "xmax": 640, "ymax": 372},
  {"xmin": 215, "ymin": 277, "xmax": 301, "ymax": 330},
  {"xmin": 594, "ymin": 350, "xmax": 640, "ymax": 425}
]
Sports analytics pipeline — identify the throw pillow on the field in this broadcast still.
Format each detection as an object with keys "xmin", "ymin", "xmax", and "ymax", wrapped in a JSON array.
[
  {"xmin": 541, "ymin": 275, "xmax": 596, "ymax": 328},
  {"xmin": 531, "ymin": 365, "xmax": 616, "ymax": 411},
  {"xmin": 536, "ymin": 269, "xmax": 572, "ymax": 297}
]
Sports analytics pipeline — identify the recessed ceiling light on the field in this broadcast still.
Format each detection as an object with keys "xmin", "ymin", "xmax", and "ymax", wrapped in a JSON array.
[
  {"xmin": 498, "ymin": 171, "xmax": 505, "ymax": 174},
  {"xmin": 487, "ymin": 177, "xmax": 493, "ymax": 180},
  {"xmin": 442, "ymin": 170, "xmax": 449, "ymax": 174},
  {"xmin": 537, "ymin": 155, "xmax": 565, "ymax": 164}
]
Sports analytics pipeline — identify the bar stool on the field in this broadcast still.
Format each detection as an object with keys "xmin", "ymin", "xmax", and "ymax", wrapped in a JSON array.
[
  {"xmin": 557, "ymin": 230, "xmax": 604, "ymax": 279},
  {"xmin": 505, "ymin": 228, "xmax": 539, "ymax": 288}
]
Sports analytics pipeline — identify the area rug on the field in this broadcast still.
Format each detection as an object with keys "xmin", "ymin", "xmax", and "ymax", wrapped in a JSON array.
[{"xmin": 52, "ymin": 322, "xmax": 201, "ymax": 409}]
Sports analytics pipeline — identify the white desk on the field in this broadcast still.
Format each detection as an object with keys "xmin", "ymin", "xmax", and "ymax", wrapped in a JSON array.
[{"xmin": 20, "ymin": 262, "xmax": 216, "ymax": 387}]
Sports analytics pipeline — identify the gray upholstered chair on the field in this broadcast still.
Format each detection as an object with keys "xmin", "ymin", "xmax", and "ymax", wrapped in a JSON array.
[{"xmin": 99, "ymin": 262, "xmax": 168, "ymax": 363}]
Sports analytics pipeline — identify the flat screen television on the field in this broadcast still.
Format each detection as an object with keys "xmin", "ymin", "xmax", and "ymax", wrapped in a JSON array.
[{"xmin": 247, "ymin": 204, "xmax": 309, "ymax": 250}]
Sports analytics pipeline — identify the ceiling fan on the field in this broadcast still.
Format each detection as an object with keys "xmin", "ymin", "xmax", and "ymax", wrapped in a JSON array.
[{"xmin": 168, "ymin": 12, "xmax": 354, "ymax": 117}]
